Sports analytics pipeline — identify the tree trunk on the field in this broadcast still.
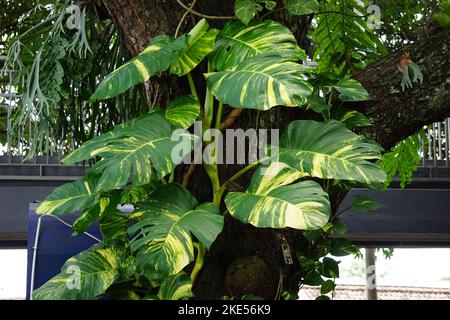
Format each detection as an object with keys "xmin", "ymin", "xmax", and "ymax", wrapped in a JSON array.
[{"xmin": 101, "ymin": 0, "xmax": 450, "ymax": 299}]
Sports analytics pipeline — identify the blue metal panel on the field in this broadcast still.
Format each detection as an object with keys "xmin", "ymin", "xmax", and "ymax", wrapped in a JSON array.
[{"xmin": 26, "ymin": 205, "xmax": 101, "ymax": 300}]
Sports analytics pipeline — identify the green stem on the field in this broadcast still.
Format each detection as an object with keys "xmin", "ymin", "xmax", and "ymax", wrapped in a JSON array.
[
  {"xmin": 218, "ymin": 158, "xmax": 269, "ymax": 194},
  {"xmin": 215, "ymin": 102, "xmax": 223, "ymax": 130},
  {"xmin": 190, "ymin": 243, "xmax": 206, "ymax": 283},
  {"xmin": 203, "ymin": 63, "xmax": 214, "ymax": 130},
  {"xmin": 187, "ymin": 73, "xmax": 198, "ymax": 100},
  {"xmin": 204, "ymin": 162, "xmax": 222, "ymax": 205},
  {"xmin": 169, "ymin": 170, "xmax": 175, "ymax": 183}
]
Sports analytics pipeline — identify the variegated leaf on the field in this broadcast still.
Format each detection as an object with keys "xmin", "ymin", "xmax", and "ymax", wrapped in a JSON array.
[
  {"xmin": 209, "ymin": 20, "xmax": 306, "ymax": 71},
  {"xmin": 157, "ymin": 272, "xmax": 193, "ymax": 300},
  {"xmin": 170, "ymin": 19, "xmax": 219, "ymax": 76},
  {"xmin": 64, "ymin": 110, "xmax": 179, "ymax": 165},
  {"xmin": 72, "ymin": 196, "xmax": 118, "ymax": 235},
  {"xmin": 91, "ymin": 35, "xmax": 186, "ymax": 100},
  {"xmin": 205, "ymin": 55, "xmax": 313, "ymax": 110},
  {"xmin": 332, "ymin": 107, "xmax": 372, "ymax": 129},
  {"xmin": 165, "ymin": 95, "xmax": 200, "ymax": 128},
  {"xmin": 332, "ymin": 78, "xmax": 372, "ymax": 101},
  {"xmin": 247, "ymin": 162, "xmax": 307, "ymax": 195},
  {"xmin": 62, "ymin": 132, "xmax": 115, "ymax": 164},
  {"xmin": 33, "ymin": 244, "xmax": 135, "ymax": 300},
  {"xmin": 89, "ymin": 112, "xmax": 196, "ymax": 191},
  {"xmin": 225, "ymin": 163, "xmax": 330, "ymax": 230},
  {"xmin": 36, "ymin": 175, "xmax": 99, "ymax": 215},
  {"xmin": 275, "ymin": 120, "xmax": 387, "ymax": 184},
  {"xmin": 129, "ymin": 184, "xmax": 223, "ymax": 278},
  {"xmin": 100, "ymin": 211, "xmax": 130, "ymax": 241}
]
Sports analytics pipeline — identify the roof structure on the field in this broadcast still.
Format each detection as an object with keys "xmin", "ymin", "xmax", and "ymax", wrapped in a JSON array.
[{"xmin": 299, "ymin": 285, "xmax": 450, "ymax": 300}]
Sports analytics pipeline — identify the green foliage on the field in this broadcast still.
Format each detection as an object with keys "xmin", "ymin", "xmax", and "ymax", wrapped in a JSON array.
[
  {"xmin": 225, "ymin": 162, "xmax": 331, "ymax": 230},
  {"xmin": 276, "ymin": 120, "xmax": 386, "ymax": 184},
  {"xmin": 209, "ymin": 20, "xmax": 306, "ymax": 72},
  {"xmin": 234, "ymin": 0, "xmax": 264, "ymax": 24},
  {"xmin": 206, "ymin": 55, "xmax": 313, "ymax": 110},
  {"xmin": 400, "ymin": 61, "xmax": 424, "ymax": 91},
  {"xmin": 380, "ymin": 130, "xmax": 427, "ymax": 188},
  {"xmin": 170, "ymin": 19, "xmax": 219, "ymax": 76},
  {"xmin": 332, "ymin": 78, "xmax": 372, "ymax": 102},
  {"xmin": 433, "ymin": 0, "xmax": 450, "ymax": 28},
  {"xmin": 312, "ymin": 0, "xmax": 387, "ymax": 74},
  {"xmin": 36, "ymin": 175, "xmax": 99, "ymax": 215},
  {"xmin": 332, "ymin": 108, "xmax": 372, "ymax": 130},
  {"xmin": 150, "ymin": 272, "xmax": 193, "ymax": 300},
  {"xmin": 284, "ymin": 0, "xmax": 320, "ymax": 16},
  {"xmin": 2, "ymin": 1, "xmax": 148, "ymax": 156},
  {"xmin": 234, "ymin": 0, "xmax": 278, "ymax": 24},
  {"xmin": 320, "ymin": 280, "xmax": 336, "ymax": 294},
  {"xmin": 67, "ymin": 112, "xmax": 196, "ymax": 191},
  {"xmin": 28, "ymin": 2, "xmax": 396, "ymax": 300},
  {"xmin": 91, "ymin": 35, "xmax": 186, "ymax": 101},
  {"xmin": 129, "ymin": 184, "xmax": 223, "ymax": 279},
  {"xmin": 165, "ymin": 95, "xmax": 201, "ymax": 129},
  {"xmin": 351, "ymin": 195, "xmax": 385, "ymax": 213},
  {"xmin": 33, "ymin": 243, "xmax": 135, "ymax": 300}
]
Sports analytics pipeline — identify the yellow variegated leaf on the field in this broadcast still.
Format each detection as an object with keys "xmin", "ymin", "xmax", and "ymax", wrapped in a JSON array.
[
  {"xmin": 33, "ymin": 244, "xmax": 135, "ymax": 300},
  {"xmin": 165, "ymin": 95, "xmax": 200, "ymax": 128},
  {"xmin": 129, "ymin": 184, "xmax": 224, "ymax": 279},
  {"xmin": 276, "ymin": 120, "xmax": 387, "ymax": 184},
  {"xmin": 209, "ymin": 20, "xmax": 306, "ymax": 71},
  {"xmin": 36, "ymin": 175, "xmax": 99, "ymax": 215},
  {"xmin": 170, "ymin": 19, "xmax": 219, "ymax": 76},
  {"xmin": 225, "ymin": 163, "xmax": 330, "ymax": 230},
  {"xmin": 89, "ymin": 112, "xmax": 197, "ymax": 191},
  {"xmin": 91, "ymin": 35, "xmax": 186, "ymax": 100},
  {"xmin": 205, "ymin": 55, "xmax": 313, "ymax": 110}
]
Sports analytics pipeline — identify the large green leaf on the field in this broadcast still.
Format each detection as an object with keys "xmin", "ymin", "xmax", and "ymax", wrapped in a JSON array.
[
  {"xmin": 205, "ymin": 55, "xmax": 313, "ymax": 110},
  {"xmin": 234, "ymin": 0, "xmax": 263, "ymax": 24},
  {"xmin": 33, "ymin": 244, "xmax": 135, "ymax": 300},
  {"xmin": 62, "ymin": 132, "xmax": 115, "ymax": 164},
  {"xmin": 100, "ymin": 211, "xmax": 130, "ymax": 241},
  {"xmin": 275, "ymin": 120, "xmax": 386, "ymax": 184},
  {"xmin": 129, "ymin": 184, "xmax": 224, "ymax": 278},
  {"xmin": 36, "ymin": 175, "xmax": 99, "ymax": 215},
  {"xmin": 284, "ymin": 0, "xmax": 319, "ymax": 15},
  {"xmin": 332, "ymin": 107, "xmax": 372, "ymax": 129},
  {"xmin": 165, "ymin": 95, "xmax": 200, "ymax": 128},
  {"xmin": 90, "ymin": 35, "xmax": 186, "ymax": 100},
  {"xmin": 66, "ymin": 112, "xmax": 196, "ymax": 191},
  {"xmin": 332, "ymin": 78, "xmax": 372, "ymax": 102},
  {"xmin": 72, "ymin": 196, "xmax": 118, "ymax": 235},
  {"xmin": 209, "ymin": 20, "xmax": 305, "ymax": 71},
  {"xmin": 225, "ymin": 162, "xmax": 330, "ymax": 230},
  {"xmin": 64, "ymin": 111, "xmax": 184, "ymax": 165},
  {"xmin": 170, "ymin": 19, "xmax": 219, "ymax": 76},
  {"xmin": 156, "ymin": 272, "xmax": 193, "ymax": 300}
]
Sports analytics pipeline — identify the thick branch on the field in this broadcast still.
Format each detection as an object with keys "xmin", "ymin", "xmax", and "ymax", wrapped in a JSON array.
[{"xmin": 355, "ymin": 28, "xmax": 450, "ymax": 149}]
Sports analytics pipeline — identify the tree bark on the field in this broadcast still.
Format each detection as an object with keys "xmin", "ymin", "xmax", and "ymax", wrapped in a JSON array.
[
  {"xmin": 100, "ymin": 0, "xmax": 450, "ymax": 299},
  {"xmin": 355, "ymin": 28, "xmax": 450, "ymax": 149}
]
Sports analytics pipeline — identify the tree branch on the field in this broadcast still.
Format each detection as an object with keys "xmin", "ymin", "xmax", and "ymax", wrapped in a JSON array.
[{"xmin": 355, "ymin": 28, "xmax": 450, "ymax": 149}]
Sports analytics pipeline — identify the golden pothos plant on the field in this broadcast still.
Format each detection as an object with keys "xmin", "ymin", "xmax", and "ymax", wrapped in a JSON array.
[{"xmin": 33, "ymin": 2, "xmax": 387, "ymax": 300}]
